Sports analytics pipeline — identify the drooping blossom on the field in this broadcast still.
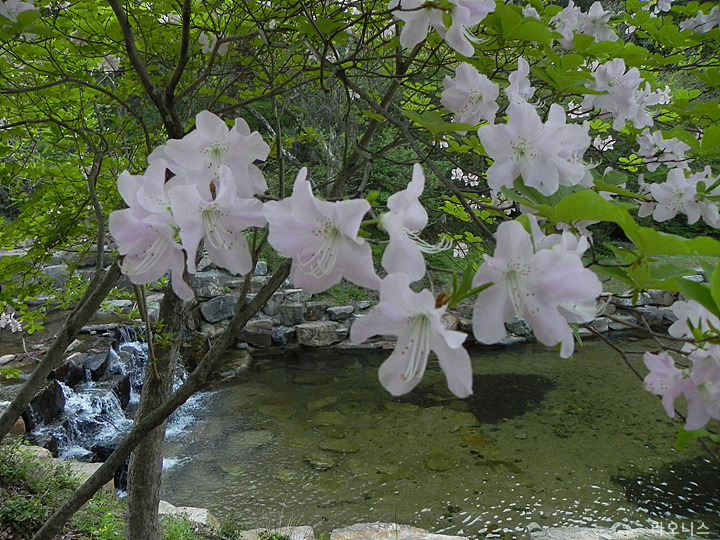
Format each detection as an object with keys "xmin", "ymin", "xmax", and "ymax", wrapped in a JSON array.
[
  {"xmin": 683, "ymin": 347, "xmax": 720, "ymax": 430},
  {"xmin": 644, "ymin": 348, "xmax": 720, "ymax": 431},
  {"xmin": 637, "ymin": 167, "xmax": 720, "ymax": 228},
  {"xmin": 388, "ymin": 0, "xmax": 495, "ymax": 57},
  {"xmin": 109, "ymin": 208, "xmax": 194, "ymax": 301},
  {"xmin": 168, "ymin": 165, "xmax": 266, "ymax": 275},
  {"xmin": 264, "ymin": 168, "xmax": 381, "ymax": 294},
  {"xmin": 478, "ymin": 101, "xmax": 590, "ymax": 195},
  {"xmin": 643, "ymin": 351, "xmax": 689, "ymax": 419},
  {"xmin": 109, "ymin": 161, "xmax": 194, "ymax": 301},
  {"xmin": 505, "ymin": 57, "xmax": 535, "ymax": 105},
  {"xmin": 0, "ymin": 0, "xmax": 36, "ymax": 22},
  {"xmin": 582, "ymin": 58, "xmax": 665, "ymax": 131},
  {"xmin": 472, "ymin": 220, "xmax": 601, "ymax": 357},
  {"xmin": 637, "ymin": 129, "xmax": 691, "ymax": 172},
  {"xmin": 441, "ymin": 62, "xmax": 499, "ymax": 128},
  {"xmin": 149, "ymin": 110, "xmax": 269, "ymax": 198},
  {"xmin": 379, "ymin": 164, "xmax": 429, "ymax": 282},
  {"xmin": 350, "ymin": 273, "xmax": 473, "ymax": 397}
]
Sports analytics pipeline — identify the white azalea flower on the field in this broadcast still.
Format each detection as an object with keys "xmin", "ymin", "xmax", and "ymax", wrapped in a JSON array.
[{"xmin": 350, "ymin": 273, "xmax": 473, "ymax": 397}]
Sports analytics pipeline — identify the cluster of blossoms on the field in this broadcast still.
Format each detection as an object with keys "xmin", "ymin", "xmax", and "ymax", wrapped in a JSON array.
[
  {"xmin": 109, "ymin": 110, "xmax": 269, "ymax": 301},
  {"xmin": 637, "ymin": 129, "xmax": 691, "ymax": 172},
  {"xmin": 582, "ymin": 58, "xmax": 670, "ymax": 131},
  {"xmin": 0, "ymin": 311, "xmax": 21, "ymax": 333},
  {"xmin": 638, "ymin": 167, "xmax": 720, "ymax": 227},
  {"xmin": 679, "ymin": 6, "xmax": 720, "ymax": 33},
  {"xmin": 110, "ymin": 108, "xmax": 605, "ymax": 399},
  {"xmin": 550, "ymin": 1, "xmax": 618, "ymax": 50},
  {"xmin": 644, "ymin": 300, "xmax": 720, "ymax": 430},
  {"xmin": 103, "ymin": 0, "xmax": 720, "ymax": 434}
]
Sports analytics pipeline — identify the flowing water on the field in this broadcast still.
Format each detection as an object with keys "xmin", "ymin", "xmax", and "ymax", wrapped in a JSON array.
[{"xmin": 160, "ymin": 338, "xmax": 720, "ymax": 537}]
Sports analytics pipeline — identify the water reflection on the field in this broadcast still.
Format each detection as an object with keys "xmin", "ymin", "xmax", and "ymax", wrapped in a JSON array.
[{"xmin": 160, "ymin": 340, "xmax": 719, "ymax": 537}]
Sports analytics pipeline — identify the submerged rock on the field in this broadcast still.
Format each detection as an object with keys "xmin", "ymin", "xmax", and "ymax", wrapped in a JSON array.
[
  {"xmin": 319, "ymin": 439, "xmax": 359, "ymax": 453},
  {"xmin": 304, "ymin": 451, "xmax": 336, "ymax": 470}
]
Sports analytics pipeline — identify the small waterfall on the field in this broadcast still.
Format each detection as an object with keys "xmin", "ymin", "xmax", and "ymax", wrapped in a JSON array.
[{"xmin": 29, "ymin": 326, "xmax": 208, "ymax": 463}]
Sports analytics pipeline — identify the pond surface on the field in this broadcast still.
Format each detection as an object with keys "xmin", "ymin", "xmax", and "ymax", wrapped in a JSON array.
[{"xmin": 160, "ymin": 338, "xmax": 720, "ymax": 537}]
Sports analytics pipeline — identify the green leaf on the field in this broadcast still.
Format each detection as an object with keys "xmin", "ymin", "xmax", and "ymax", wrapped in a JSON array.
[
  {"xmin": 361, "ymin": 110, "xmax": 385, "ymax": 122},
  {"xmin": 700, "ymin": 125, "xmax": 720, "ymax": 155},
  {"xmin": 674, "ymin": 428, "xmax": 718, "ymax": 450}
]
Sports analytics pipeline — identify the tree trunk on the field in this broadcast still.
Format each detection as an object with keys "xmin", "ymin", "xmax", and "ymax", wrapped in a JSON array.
[{"xmin": 126, "ymin": 291, "xmax": 191, "ymax": 540}]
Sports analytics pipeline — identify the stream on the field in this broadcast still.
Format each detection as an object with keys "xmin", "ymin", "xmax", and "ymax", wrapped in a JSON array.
[{"xmin": 158, "ymin": 338, "xmax": 720, "ymax": 537}]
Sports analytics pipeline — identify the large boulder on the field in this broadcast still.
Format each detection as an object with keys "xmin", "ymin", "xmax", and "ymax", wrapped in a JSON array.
[
  {"xmin": 296, "ymin": 322, "xmax": 342, "ymax": 347},
  {"xmin": 238, "ymin": 318, "xmax": 273, "ymax": 348},
  {"xmin": 54, "ymin": 352, "xmax": 86, "ymax": 387},
  {"xmin": 158, "ymin": 500, "xmax": 220, "ymax": 527},
  {"xmin": 23, "ymin": 380, "xmax": 66, "ymax": 431},
  {"xmin": 200, "ymin": 295, "xmax": 239, "ymax": 323}
]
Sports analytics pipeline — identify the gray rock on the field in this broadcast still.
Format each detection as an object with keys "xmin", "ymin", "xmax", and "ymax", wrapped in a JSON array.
[
  {"xmin": 199, "ymin": 322, "xmax": 226, "ymax": 339},
  {"xmin": 304, "ymin": 301, "xmax": 329, "ymax": 321},
  {"xmin": 636, "ymin": 289, "xmax": 678, "ymax": 306},
  {"xmin": 249, "ymin": 275, "xmax": 271, "ymax": 292},
  {"xmin": 238, "ymin": 527, "xmax": 315, "ymax": 540},
  {"xmin": 24, "ymin": 380, "xmax": 65, "ymax": 430},
  {"xmin": 43, "ymin": 264, "xmax": 69, "ymax": 288},
  {"xmin": 296, "ymin": 321, "xmax": 341, "ymax": 347},
  {"xmin": 327, "ymin": 306, "xmax": 354, "ymax": 321},
  {"xmin": 285, "ymin": 288, "xmax": 312, "ymax": 302},
  {"xmin": 54, "ymin": 352, "xmax": 86, "ymax": 387},
  {"xmin": 659, "ymin": 306, "xmax": 677, "ymax": 323},
  {"xmin": 506, "ymin": 316, "xmax": 531, "ymax": 336},
  {"xmin": 261, "ymin": 292, "xmax": 284, "ymax": 317},
  {"xmin": 84, "ymin": 352, "xmax": 111, "ymax": 381},
  {"xmin": 254, "ymin": 260, "xmax": 268, "ymax": 276},
  {"xmin": 272, "ymin": 326, "xmax": 296, "ymax": 346},
  {"xmin": 279, "ymin": 303, "xmax": 305, "ymax": 326},
  {"xmin": 200, "ymin": 295, "xmax": 238, "ymax": 323},
  {"xmin": 608, "ymin": 313, "xmax": 637, "ymax": 330},
  {"xmin": 194, "ymin": 269, "xmax": 241, "ymax": 297},
  {"xmin": 330, "ymin": 523, "xmax": 431, "ymax": 540},
  {"xmin": 335, "ymin": 324, "xmax": 350, "ymax": 342},
  {"xmin": 238, "ymin": 318, "xmax": 273, "ymax": 348},
  {"xmin": 589, "ymin": 317, "xmax": 609, "ymax": 333},
  {"xmin": 355, "ymin": 301, "xmax": 372, "ymax": 310},
  {"xmin": 529, "ymin": 527, "xmax": 672, "ymax": 540},
  {"xmin": 635, "ymin": 305, "xmax": 664, "ymax": 327},
  {"xmin": 158, "ymin": 500, "xmax": 219, "ymax": 527}
]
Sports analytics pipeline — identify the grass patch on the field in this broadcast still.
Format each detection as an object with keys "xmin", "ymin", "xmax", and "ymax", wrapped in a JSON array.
[{"xmin": 0, "ymin": 441, "xmax": 247, "ymax": 539}]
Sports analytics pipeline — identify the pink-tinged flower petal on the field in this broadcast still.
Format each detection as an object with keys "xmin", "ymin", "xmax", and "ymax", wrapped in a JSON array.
[
  {"xmin": 151, "ymin": 110, "xmax": 269, "ymax": 198},
  {"xmin": 169, "ymin": 166, "xmax": 266, "ymax": 275},
  {"xmin": 441, "ymin": 63, "xmax": 499, "ymax": 128},
  {"xmin": 351, "ymin": 273, "xmax": 472, "ymax": 397},
  {"xmin": 472, "ymin": 220, "xmax": 601, "ymax": 357},
  {"xmin": 430, "ymin": 331, "xmax": 473, "ymax": 398},
  {"xmin": 380, "ymin": 164, "xmax": 429, "ymax": 282},
  {"xmin": 109, "ymin": 209, "xmax": 193, "ymax": 301},
  {"xmin": 265, "ymin": 168, "xmax": 379, "ymax": 293},
  {"xmin": 643, "ymin": 351, "xmax": 687, "ymax": 418}
]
